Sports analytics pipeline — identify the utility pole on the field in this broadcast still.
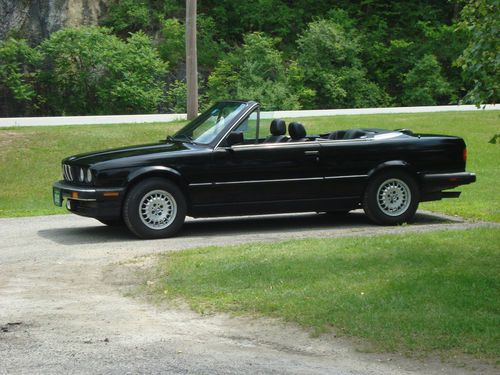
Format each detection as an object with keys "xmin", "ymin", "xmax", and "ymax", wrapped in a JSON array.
[{"xmin": 186, "ymin": 0, "xmax": 198, "ymax": 120}]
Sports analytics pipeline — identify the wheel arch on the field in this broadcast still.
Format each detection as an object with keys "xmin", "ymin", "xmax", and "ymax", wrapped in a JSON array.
[
  {"xmin": 125, "ymin": 166, "xmax": 191, "ymax": 208},
  {"xmin": 367, "ymin": 160, "xmax": 417, "ymax": 179},
  {"xmin": 366, "ymin": 160, "xmax": 420, "ymax": 193}
]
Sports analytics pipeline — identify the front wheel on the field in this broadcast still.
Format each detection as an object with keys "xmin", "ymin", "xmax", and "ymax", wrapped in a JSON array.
[
  {"xmin": 123, "ymin": 178, "xmax": 186, "ymax": 239},
  {"xmin": 363, "ymin": 170, "xmax": 419, "ymax": 225}
]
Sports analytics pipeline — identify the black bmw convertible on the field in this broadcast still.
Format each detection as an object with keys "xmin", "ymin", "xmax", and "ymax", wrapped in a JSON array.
[{"xmin": 53, "ymin": 100, "xmax": 476, "ymax": 238}]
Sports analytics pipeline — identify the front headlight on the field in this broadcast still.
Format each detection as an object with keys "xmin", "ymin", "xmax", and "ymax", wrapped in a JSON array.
[
  {"xmin": 86, "ymin": 168, "xmax": 93, "ymax": 183},
  {"xmin": 79, "ymin": 168, "xmax": 85, "ymax": 182}
]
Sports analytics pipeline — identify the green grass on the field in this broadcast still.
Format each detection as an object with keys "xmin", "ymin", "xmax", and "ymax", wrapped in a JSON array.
[
  {"xmin": 150, "ymin": 227, "xmax": 500, "ymax": 359},
  {"xmin": 0, "ymin": 121, "xmax": 185, "ymax": 217},
  {"xmin": 0, "ymin": 111, "xmax": 498, "ymax": 219}
]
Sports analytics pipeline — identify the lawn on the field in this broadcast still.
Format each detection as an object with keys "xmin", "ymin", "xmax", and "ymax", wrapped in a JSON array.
[
  {"xmin": 0, "ymin": 110, "xmax": 498, "ymax": 219},
  {"xmin": 149, "ymin": 227, "xmax": 500, "ymax": 359},
  {"xmin": 0, "ymin": 121, "xmax": 184, "ymax": 217}
]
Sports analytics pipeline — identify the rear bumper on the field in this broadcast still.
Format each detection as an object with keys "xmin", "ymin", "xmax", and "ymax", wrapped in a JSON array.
[
  {"xmin": 52, "ymin": 181, "xmax": 125, "ymax": 219},
  {"xmin": 420, "ymin": 172, "xmax": 476, "ymax": 193}
]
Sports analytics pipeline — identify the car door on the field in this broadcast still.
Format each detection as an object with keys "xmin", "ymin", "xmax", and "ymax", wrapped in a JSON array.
[
  {"xmin": 205, "ymin": 110, "xmax": 324, "ymax": 205},
  {"xmin": 207, "ymin": 142, "xmax": 324, "ymax": 205}
]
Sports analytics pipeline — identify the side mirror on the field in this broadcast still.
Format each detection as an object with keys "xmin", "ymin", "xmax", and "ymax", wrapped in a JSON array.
[{"xmin": 225, "ymin": 131, "xmax": 244, "ymax": 147}]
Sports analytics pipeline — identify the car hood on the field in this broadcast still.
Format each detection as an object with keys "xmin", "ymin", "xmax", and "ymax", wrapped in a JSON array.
[{"xmin": 64, "ymin": 141, "xmax": 192, "ymax": 166}]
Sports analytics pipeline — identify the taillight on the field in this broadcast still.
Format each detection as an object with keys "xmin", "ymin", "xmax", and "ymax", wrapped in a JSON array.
[{"xmin": 463, "ymin": 147, "xmax": 467, "ymax": 162}]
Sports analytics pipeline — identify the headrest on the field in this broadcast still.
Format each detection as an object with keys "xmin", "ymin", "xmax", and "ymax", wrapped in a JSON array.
[
  {"xmin": 288, "ymin": 122, "xmax": 306, "ymax": 140},
  {"xmin": 270, "ymin": 119, "xmax": 286, "ymax": 136}
]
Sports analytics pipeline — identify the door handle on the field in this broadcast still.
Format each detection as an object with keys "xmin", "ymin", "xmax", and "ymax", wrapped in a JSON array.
[{"xmin": 304, "ymin": 150, "xmax": 319, "ymax": 155}]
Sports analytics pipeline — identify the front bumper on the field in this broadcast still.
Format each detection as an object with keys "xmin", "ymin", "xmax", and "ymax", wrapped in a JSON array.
[{"xmin": 52, "ymin": 181, "xmax": 125, "ymax": 219}]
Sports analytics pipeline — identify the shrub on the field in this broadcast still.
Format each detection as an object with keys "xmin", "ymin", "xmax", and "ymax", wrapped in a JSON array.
[
  {"xmin": 207, "ymin": 32, "xmax": 303, "ymax": 110},
  {"xmin": 297, "ymin": 18, "xmax": 389, "ymax": 109},
  {"xmin": 39, "ymin": 27, "xmax": 167, "ymax": 115},
  {"xmin": 0, "ymin": 38, "xmax": 42, "ymax": 115},
  {"xmin": 401, "ymin": 54, "xmax": 451, "ymax": 106}
]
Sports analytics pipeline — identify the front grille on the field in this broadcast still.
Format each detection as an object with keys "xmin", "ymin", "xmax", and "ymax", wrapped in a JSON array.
[{"xmin": 62, "ymin": 164, "xmax": 75, "ymax": 182}]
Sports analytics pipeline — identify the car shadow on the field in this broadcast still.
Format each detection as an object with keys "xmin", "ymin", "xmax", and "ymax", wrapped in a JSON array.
[{"xmin": 37, "ymin": 210, "xmax": 459, "ymax": 246}]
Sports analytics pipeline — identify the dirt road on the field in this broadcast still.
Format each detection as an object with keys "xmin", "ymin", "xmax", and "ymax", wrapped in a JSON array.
[{"xmin": 0, "ymin": 211, "xmax": 496, "ymax": 374}]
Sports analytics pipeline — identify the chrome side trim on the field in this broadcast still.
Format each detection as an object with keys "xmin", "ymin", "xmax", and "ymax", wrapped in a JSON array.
[
  {"xmin": 215, "ymin": 177, "xmax": 324, "ymax": 185},
  {"xmin": 325, "ymin": 174, "xmax": 367, "ymax": 180},
  {"xmin": 189, "ymin": 175, "xmax": 367, "ymax": 187}
]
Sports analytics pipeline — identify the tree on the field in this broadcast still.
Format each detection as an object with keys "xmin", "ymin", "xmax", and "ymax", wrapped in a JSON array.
[
  {"xmin": 456, "ymin": 0, "xmax": 499, "ymax": 105},
  {"xmin": 186, "ymin": 0, "xmax": 198, "ymax": 120},
  {"xmin": 0, "ymin": 38, "xmax": 42, "ymax": 116},
  {"xmin": 401, "ymin": 54, "xmax": 451, "ymax": 106},
  {"xmin": 104, "ymin": 0, "xmax": 151, "ymax": 34},
  {"xmin": 207, "ymin": 32, "xmax": 309, "ymax": 110},
  {"xmin": 297, "ymin": 17, "xmax": 389, "ymax": 109},
  {"xmin": 39, "ymin": 27, "xmax": 167, "ymax": 115},
  {"xmin": 159, "ymin": 15, "xmax": 223, "ymax": 73}
]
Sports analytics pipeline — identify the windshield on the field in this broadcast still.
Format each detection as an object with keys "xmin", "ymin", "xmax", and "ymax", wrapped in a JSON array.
[{"xmin": 172, "ymin": 102, "xmax": 248, "ymax": 144}]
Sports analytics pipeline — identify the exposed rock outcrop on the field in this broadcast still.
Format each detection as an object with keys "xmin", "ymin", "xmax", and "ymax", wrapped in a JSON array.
[{"xmin": 0, "ymin": 0, "xmax": 111, "ymax": 44}]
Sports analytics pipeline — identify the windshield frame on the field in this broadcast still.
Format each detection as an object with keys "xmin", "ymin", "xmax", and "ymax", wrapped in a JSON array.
[{"xmin": 172, "ymin": 101, "xmax": 257, "ymax": 147}]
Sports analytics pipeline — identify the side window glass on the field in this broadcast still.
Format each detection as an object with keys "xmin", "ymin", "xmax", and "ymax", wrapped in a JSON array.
[
  {"xmin": 234, "ymin": 110, "xmax": 259, "ymax": 142},
  {"xmin": 259, "ymin": 118, "xmax": 274, "ymax": 139}
]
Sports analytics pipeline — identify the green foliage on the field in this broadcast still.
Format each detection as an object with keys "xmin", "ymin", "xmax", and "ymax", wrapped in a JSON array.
[
  {"xmin": 0, "ymin": 1, "xmax": 483, "ymax": 114},
  {"xmin": 402, "ymin": 54, "xmax": 451, "ymax": 106},
  {"xmin": 164, "ymin": 79, "xmax": 187, "ymax": 112},
  {"xmin": 196, "ymin": 15, "xmax": 226, "ymax": 70},
  {"xmin": 39, "ymin": 27, "xmax": 167, "ymax": 115},
  {"xmin": 0, "ymin": 38, "xmax": 42, "ymax": 115},
  {"xmin": 158, "ymin": 15, "xmax": 224, "ymax": 70},
  {"xmin": 164, "ymin": 79, "xmax": 209, "ymax": 113},
  {"xmin": 104, "ymin": 0, "xmax": 151, "ymax": 33},
  {"xmin": 207, "ymin": 32, "xmax": 304, "ymax": 110},
  {"xmin": 456, "ymin": 0, "xmax": 500, "ymax": 105},
  {"xmin": 297, "ymin": 18, "xmax": 389, "ymax": 108},
  {"xmin": 158, "ymin": 18, "xmax": 184, "ymax": 67}
]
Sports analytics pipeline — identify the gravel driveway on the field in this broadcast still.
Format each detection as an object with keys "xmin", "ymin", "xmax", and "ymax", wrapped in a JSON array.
[{"xmin": 0, "ymin": 211, "xmax": 496, "ymax": 374}]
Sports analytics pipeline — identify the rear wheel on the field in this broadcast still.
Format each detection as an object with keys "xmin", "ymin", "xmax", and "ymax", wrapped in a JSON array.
[
  {"xmin": 363, "ymin": 170, "xmax": 419, "ymax": 225},
  {"xmin": 123, "ymin": 178, "xmax": 186, "ymax": 239}
]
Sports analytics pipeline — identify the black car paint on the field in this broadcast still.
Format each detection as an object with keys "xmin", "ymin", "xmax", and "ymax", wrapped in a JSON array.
[{"xmin": 53, "ymin": 100, "xmax": 475, "ymax": 222}]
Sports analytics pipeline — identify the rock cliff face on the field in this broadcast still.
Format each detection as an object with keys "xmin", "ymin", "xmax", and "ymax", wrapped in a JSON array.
[{"xmin": 0, "ymin": 0, "xmax": 111, "ymax": 43}]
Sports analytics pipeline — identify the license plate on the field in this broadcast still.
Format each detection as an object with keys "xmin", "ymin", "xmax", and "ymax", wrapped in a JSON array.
[{"xmin": 53, "ymin": 187, "xmax": 62, "ymax": 206}]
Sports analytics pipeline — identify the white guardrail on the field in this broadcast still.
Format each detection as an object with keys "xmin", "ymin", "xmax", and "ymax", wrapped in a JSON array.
[{"xmin": 0, "ymin": 104, "xmax": 498, "ymax": 127}]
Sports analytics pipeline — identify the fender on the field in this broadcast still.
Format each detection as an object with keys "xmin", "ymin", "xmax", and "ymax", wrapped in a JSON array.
[
  {"xmin": 127, "ymin": 166, "xmax": 185, "ymax": 185},
  {"xmin": 367, "ymin": 160, "xmax": 413, "ymax": 178}
]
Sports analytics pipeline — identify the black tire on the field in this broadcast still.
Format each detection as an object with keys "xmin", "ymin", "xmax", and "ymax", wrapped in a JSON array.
[
  {"xmin": 123, "ymin": 178, "xmax": 187, "ymax": 239},
  {"xmin": 362, "ymin": 170, "xmax": 419, "ymax": 225},
  {"xmin": 98, "ymin": 218, "xmax": 124, "ymax": 226}
]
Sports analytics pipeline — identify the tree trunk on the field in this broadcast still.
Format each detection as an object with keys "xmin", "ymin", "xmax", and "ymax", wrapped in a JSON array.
[{"xmin": 186, "ymin": 0, "xmax": 198, "ymax": 120}]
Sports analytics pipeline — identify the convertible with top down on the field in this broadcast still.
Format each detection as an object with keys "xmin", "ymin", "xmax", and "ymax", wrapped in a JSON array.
[{"xmin": 53, "ymin": 100, "xmax": 476, "ymax": 238}]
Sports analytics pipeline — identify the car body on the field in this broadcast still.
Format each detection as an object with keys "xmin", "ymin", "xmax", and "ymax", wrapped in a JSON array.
[{"xmin": 53, "ymin": 100, "xmax": 476, "ymax": 238}]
